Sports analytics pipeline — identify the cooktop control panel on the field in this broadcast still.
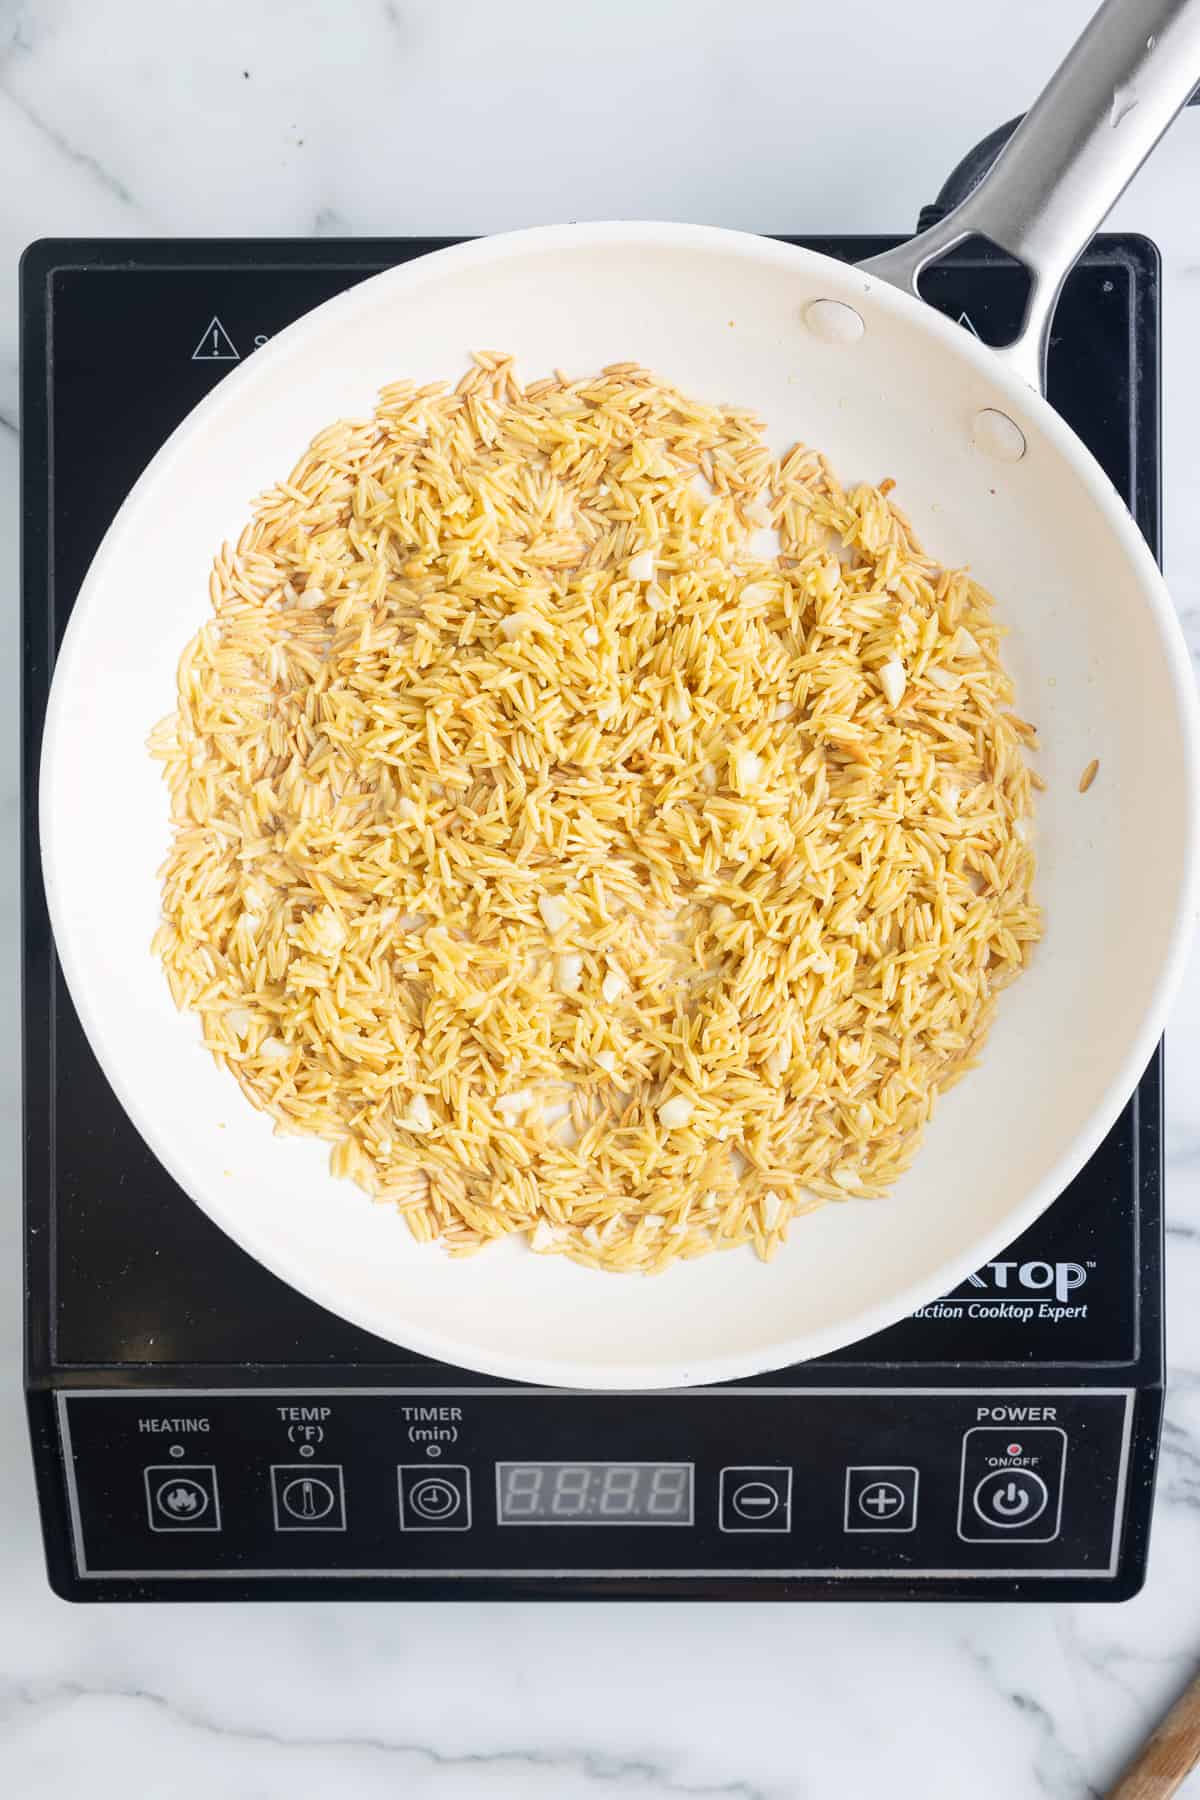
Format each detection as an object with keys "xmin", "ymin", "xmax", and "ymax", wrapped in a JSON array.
[{"xmin": 59, "ymin": 1389, "xmax": 1133, "ymax": 1584}]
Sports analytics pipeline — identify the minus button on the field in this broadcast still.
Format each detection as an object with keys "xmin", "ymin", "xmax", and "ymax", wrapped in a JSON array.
[{"xmin": 718, "ymin": 1466, "xmax": 792, "ymax": 1532}]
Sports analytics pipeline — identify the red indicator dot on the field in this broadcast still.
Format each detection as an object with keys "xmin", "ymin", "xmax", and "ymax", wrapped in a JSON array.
[{"xmin": 1007, "ymin": 1442, "xmax": 1022, "ymax": 1456}]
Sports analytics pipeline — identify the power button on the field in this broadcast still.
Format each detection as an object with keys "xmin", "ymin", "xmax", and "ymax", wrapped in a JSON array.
[
  {"xmin": 957, "ymin": 1427, "xmax": 1066, "ymax": 1543},
  {"xmin": 972, "ymin": 1468, "xmax": 1049, "ymax": 1528}
]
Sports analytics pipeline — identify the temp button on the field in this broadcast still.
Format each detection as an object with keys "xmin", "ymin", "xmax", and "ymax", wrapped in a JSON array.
[
  {"xmin": 958, "ymin": 1427, "xmax": 1067, "ymax": 1543},
  {"xmin": 270, "ymin": 1464, "xmax": 346, "ymax": 1532}
]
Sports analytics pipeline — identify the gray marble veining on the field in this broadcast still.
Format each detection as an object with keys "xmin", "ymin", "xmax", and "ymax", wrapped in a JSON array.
[{"xmin": 1, "ymin": 3, "xmax": 1199, "ymax": 1796}]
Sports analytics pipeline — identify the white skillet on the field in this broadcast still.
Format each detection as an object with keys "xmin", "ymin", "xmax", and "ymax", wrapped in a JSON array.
[{"xmin": 39, "ymin": 0, "xmax": 1200, "ymax": 1387}]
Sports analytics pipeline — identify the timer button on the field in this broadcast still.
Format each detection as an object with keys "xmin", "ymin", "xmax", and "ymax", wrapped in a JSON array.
[
  {"xmin": 719, "ymin": 1467, "xmax": 792, "ymax": 1533},
  {"xmin": 398, "ymin": 1464, "xmax": 472, "ymax": 1531}
]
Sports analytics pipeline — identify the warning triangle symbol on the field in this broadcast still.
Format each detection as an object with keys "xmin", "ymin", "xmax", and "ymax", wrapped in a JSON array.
[
  {"xmin": 956, "ymin": 310, "xmax": 981, "ymax": 340},
  {"xmin": 192, "ymin": 316, "xmax": 240, "ymax": 362}
]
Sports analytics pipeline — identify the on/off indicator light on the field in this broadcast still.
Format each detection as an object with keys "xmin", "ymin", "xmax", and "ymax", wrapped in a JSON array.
[{"xmin": 1007, "ymin": 1443, "xmax": 1022, "ymax": 1456}]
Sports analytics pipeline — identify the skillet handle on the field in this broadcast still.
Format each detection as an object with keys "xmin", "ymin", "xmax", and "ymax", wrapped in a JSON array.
[{"xmin": 860, "ymin": 0, "xmax": 1200, "ymax": 391}]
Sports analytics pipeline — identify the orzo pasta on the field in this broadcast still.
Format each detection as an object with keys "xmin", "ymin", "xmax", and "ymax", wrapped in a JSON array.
[{"xmin": 150, "ymin": 355, "xmax": 1041, "ymax": 1272}]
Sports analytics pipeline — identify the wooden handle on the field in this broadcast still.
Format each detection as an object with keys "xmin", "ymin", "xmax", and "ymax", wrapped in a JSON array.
[{"xmin": 1107, "ymin": 1669, "xmax": 1200, "ymax": 1799}]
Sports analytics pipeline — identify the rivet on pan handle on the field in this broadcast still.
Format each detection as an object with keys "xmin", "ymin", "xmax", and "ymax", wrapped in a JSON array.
[{"xmin": 861, "ymin": 0, "xmax": 1200, "ymax": 393}]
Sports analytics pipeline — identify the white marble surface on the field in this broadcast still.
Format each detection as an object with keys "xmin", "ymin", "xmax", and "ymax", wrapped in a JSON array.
[{"xmin": 2, "ymin": 2, "xmax": 1200, "ymax": 1795}]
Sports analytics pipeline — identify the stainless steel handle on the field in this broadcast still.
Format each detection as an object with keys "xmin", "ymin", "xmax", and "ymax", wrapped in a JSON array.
[{"xmin": 861, "ymin": 0, "xmax": 1200, "ymax": 390}]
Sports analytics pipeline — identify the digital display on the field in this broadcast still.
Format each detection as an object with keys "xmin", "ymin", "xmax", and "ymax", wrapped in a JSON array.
[{"xmin": 496, "ymin": 1462, "xmax": 693, "ymax": 1525}]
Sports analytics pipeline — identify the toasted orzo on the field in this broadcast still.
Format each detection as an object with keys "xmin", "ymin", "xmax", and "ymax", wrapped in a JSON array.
[{"xmin": 150, "ymin": 356, "xmax": 1041, "ymax": 1272}]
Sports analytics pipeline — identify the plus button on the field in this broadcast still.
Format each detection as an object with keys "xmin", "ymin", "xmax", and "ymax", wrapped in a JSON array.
[{"xmin": 845, "ymin": 1467, "xmax": 919, "ymax": 1533}]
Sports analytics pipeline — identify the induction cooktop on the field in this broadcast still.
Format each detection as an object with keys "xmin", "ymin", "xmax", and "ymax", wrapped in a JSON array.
[{"xmin": 22, "ymin": 230, "xmax": 1164, "ymax": 1601}]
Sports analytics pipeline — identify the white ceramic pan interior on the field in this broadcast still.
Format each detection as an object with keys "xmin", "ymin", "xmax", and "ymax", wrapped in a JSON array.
[{"xmin": 39, "ymin": 1, "xmax": 1200, "ymax": 1386}]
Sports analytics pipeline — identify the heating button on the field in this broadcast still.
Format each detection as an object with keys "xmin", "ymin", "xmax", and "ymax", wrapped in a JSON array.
[
  {"xmin": 144, "ymin": 1464, "xmax": 221, "ymax": 1532},
  {"xmin": 957, "ymin": 1427, "xmax": 1067, "ymax": 1543}
]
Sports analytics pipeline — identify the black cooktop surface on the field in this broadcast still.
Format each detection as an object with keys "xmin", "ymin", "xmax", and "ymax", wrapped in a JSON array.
[{"xmin": 22, "ymin": 233, "xmax": 1162, "ymax": 1379}]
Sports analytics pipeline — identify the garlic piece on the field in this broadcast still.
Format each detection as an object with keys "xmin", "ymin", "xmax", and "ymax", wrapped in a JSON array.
[
  {"xmin": 732, "ymin": 748, "xmax": 764, "ymax": 792},
  {"xmin": 657, "ymin": 1095, "xmax": 694, "ymax": 1130},
  {"xmin": 226, "ymin": 1007, "xmax": 255, "ymax": 1041},
  {"xmin": 496, "ymin": 1089, "xmax": 535, "ymax": 1121},
  {"xmin": 600, "ymin": 969, "xmax": 627, "ymax": 1005},
  {"xmin": 538, "ymin": 893, "xmax": 570, "ymax": 935},
  {"xmin": 258, "ymin": 1036, "xmax": 290, "ymax": 1061},
  {"xmin": 812, "ymin": 554, "xmax": 841, "ymax": 598},
  {"xmin": 628, "ymin": 548, "xmax": 657, "ymax": 583},
  {"xmin": 879, "ymin": 660, "xmax": 907, "ymax": 708},
  {"xmin": 305, "ymin": 906, "xmax": 347, "ymax": 956},
  {"xmin": 582, "ymin": 624, "xmax": 600, "ymax": 646},
  {"xmin": 396, "ymin": 796, "xmax": 420, "ymax": 821},
  {"xmin": 761, "ymin": 1189, "xmax": 784, "ymax": 1231},
  {"xmin": 400, "ymin": 1093, "xmax": 434, "ymax": 1133},
  {"xmin": 595, "ymin": 1049, "xmax": 617, "ymax": 1075},
  {"xmin": 500, "ymin": 611, "xmax": 538, "ymax": 640},
  {"xmin": 530, "ymin": 1220, "xmax": 560, "ymax": 1252},
  {"xmin": 667, "ymin": 688, "xmax": 692, "ymax": 726},
  {"xmin": 773, "ymin": 698, "xmax": 795, "ymax": 721},
  {"xmin": 925, "ymin": 664, "xmax": 960, "ymax": 692},
  {"xmin": 553, "ymin": 952, "xmax": 583, "ymax": 995},
  {"xmin": 954, "ymin": 626, "xmax": 981, "ymax": 657}
]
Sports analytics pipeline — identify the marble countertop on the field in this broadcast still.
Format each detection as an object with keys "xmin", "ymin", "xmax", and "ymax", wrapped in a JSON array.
[{"xmin": 2, "ymin": 2, "xmax": 1199, "ymax": 1795}]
